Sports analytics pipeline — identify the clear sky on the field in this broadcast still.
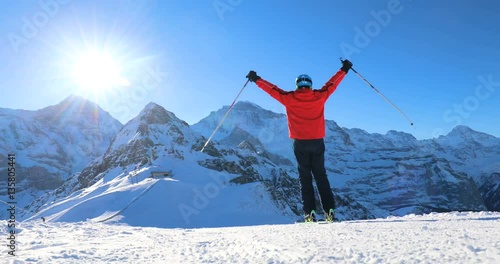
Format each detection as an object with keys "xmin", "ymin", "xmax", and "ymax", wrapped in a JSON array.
[{"xmin": 1, "ymin": 0, "xmax": 499, "ymax": 139}]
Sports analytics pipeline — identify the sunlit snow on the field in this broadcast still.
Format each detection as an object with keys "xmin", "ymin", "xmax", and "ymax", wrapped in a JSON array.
[{"xmin": 2, "ymin": 212, "xmax": 498, "ymax": 263}]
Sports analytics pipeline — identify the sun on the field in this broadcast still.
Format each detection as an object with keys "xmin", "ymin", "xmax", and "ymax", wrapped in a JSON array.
[{"xmin": 72, "ymin": 51, "xmax": 129, "ymax": 92}]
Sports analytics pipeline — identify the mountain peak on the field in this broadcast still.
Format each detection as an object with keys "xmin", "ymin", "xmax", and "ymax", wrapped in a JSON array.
[
  {"xmin": 445, "ymin": 125, "xmax": 480, "ymax": 139},
  {"xmin": 137, "ymin": 102, "xmax": 187, "ymax": 126},
  {"xmin": 51, "ymin": 94, "xmax": 100, "ymax": 113},
  {"xmin": 439, "ymin": 125, "xmax": 498, "ymax": 147},
  {"xmin": 232, "ymin": 101, "xmax": 285, "ymax": 120},
  {"xmin": 34, "ymin": 94, "xmax": 120, "ymax": 126},
  {"xmin": 143, "ymin": 102, "xmax": 163, "ymax": 111},
  {"xmin": 233, "ymin": 101, "xmax": 264, "ymax": 111},
  {"xmin": 62, "ymin": 93, "xmax": 93, "ymax": 104},
  {"xmin": 386, "ymin": 130, "xmax": 417, "ymax": 140},
  {"xmin": 449, "ymin": 125, "xmax": 474, "ymax": 134}
]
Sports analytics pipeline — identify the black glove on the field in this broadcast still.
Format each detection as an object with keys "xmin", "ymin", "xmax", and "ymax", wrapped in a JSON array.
[
  {"xmin": 341, "ymin": 59, "xmax": 353, "ymax": 73},
  {"xmin": 246, "ymin": 70, "xmax": 261, "ymax": 82}
]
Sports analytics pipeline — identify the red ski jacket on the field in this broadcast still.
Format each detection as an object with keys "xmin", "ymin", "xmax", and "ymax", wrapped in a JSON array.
[{"xmin": 255, "ymin": 70, "xmax": 346, "ymax": 140}]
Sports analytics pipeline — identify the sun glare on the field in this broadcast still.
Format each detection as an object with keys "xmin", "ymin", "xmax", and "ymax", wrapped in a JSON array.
[{"xmin": 72, "ymin": 51, "xmax": 129, "ymax": 92}]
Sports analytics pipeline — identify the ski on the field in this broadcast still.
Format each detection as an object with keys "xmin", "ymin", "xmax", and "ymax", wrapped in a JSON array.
[
  {"xmin": 295, "ymin": 209, "xmax": 338, "ymax": 224},
  {"xmin": 295, "ymin": 219, "xmax": 338, "ymax": 224}
]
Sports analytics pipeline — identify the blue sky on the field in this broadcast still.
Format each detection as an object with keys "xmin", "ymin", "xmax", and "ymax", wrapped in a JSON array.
[{"xmin": 1, "ymin": 0, "xmax": 499, "ymax": 139}]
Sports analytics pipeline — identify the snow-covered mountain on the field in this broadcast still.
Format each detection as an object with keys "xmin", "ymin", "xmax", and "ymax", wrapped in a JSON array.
[
  {"xmin": 0, "ymin": 95, "xmax": 122, "ymax": 219},
  {"xmin": 2, "ymin": 98, "xmax": 499, "ymax": 228}
]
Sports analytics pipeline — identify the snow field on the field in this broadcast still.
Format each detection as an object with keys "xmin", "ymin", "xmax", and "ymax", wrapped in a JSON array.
[{"xmin": 1, "ymin": 211, "xmax": 498, "ymax": 263}]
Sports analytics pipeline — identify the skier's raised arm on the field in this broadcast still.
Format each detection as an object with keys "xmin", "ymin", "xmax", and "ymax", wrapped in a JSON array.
[
  {"xmin": 317, "ymin": 59, "xmax": 352, "ymax": 98},
  {"xmin": 246, "ymin": 70, "xmax": 289, "ymax": 105}
]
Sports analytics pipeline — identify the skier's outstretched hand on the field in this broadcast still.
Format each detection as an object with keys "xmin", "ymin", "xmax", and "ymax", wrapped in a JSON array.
[
  {"xmin": 341, "ymin": 60, "xmax": 353, "ymax": 73},
  {"xmin": 246, "ymin": 70, "xmax": 261, "ymax": 82}
]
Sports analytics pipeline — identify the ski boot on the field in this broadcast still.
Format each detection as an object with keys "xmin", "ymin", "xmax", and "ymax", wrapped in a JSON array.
[
  {"xmin": 325, "ymin": 208, "xmax": 335, "ymax": 222},
  {"xmin": 304, "ymin": 210, "xmax": 316, "ymax": 222}
]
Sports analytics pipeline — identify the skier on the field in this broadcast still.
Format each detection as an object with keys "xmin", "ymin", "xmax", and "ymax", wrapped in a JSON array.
[{"xmin": 246, "ymin": 59, "xmax": 353, "ymax": 222}]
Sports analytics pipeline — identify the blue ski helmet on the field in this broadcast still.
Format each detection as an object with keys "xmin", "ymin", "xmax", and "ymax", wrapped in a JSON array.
[{"xmin": 296, "ymin": 74, "xmax": 312, "ymax": 89}]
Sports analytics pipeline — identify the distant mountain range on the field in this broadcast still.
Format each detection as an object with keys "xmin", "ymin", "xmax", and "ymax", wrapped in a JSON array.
[{"xmin": 1, "ymin": 95, "xmax": 498, "ymax": 227}]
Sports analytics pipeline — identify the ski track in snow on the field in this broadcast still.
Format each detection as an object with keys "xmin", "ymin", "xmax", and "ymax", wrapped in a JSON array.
[{"xmin": 1, "ymin": 212, "xmax": 499, "ymax": 263}]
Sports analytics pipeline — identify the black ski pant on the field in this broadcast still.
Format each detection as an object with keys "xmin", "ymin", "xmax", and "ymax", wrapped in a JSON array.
[{"xmin": 293, "ymin": 138, "xmax": 335, "ymax": 215}]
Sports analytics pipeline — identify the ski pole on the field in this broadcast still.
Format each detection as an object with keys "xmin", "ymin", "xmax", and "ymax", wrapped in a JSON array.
[
  {"xmin": 341, "ymin": 58, "xmax": 414, "ymax": 126},
  {"xmin": 200, "ymin": 78, "xmax": 251, "ymax": 152}
]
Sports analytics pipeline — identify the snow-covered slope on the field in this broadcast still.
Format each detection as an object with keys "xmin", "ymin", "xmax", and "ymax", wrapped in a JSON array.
[{"xmin": 4, "ymin": 212, "xmax": 500, "ymax": 263}]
